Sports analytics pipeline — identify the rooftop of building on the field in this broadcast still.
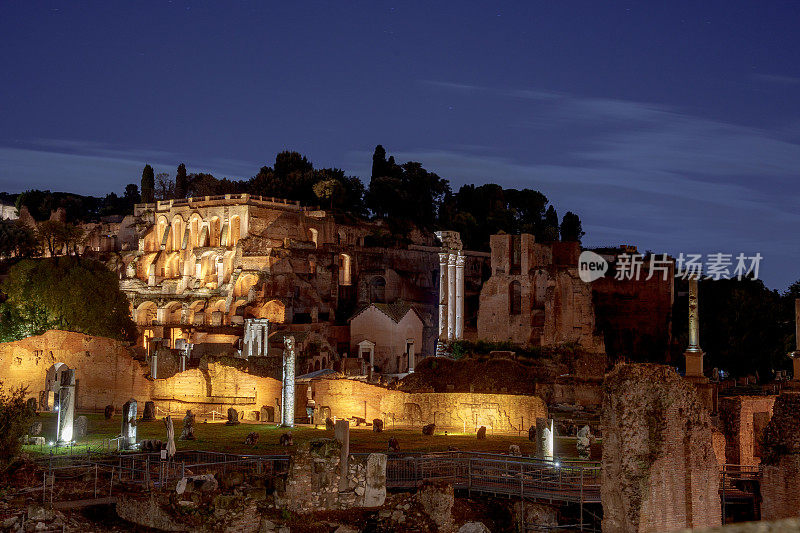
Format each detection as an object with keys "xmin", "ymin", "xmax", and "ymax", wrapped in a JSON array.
[{"xmin": 133, "ymin": 193, "xmax": 316, "ymax": 215}]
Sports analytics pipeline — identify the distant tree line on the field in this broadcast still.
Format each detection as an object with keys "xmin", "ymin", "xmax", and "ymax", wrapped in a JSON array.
[
  {"xmin": 5, "ymin": 146, "xmax": 585, "ymax": 252},
  {"xmin": 134, "ymin": 145, "xmax": 584, "ymax": 250},
  {"xmin": 670, "ymin": 277, "xmax": 800, "ymax": 380}
]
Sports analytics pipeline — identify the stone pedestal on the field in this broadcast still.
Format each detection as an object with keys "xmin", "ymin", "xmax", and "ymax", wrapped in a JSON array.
[
  {"xmin": 684, "ymin": 350, "xmax": 705, "ymax": 378},
  {"xmin": 793, "ymin": 357, "xmax": 800, "ymax": 382}
]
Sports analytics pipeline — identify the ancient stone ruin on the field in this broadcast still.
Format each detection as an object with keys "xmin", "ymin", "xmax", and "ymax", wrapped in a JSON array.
[
  {"xmin": 180, "ymin": 410, "xmax": 195, "ymax": 440},
  {"xmin": 121, "ymin": 398, "xmax": 137, "ymax": 449},
  {"xmin": 760, "ymin": 391, "xmax": 800, "ymax": 520},
  {"xmin": 601, "ymin": 364, "xmax": 720, "ymax": 532},
  {"xmin": 56, "ymin": 367, "xmax": 76, "ymax": 445}
]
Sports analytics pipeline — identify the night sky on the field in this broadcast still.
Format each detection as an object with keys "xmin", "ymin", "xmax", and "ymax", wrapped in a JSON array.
[{"xmin": 1, "ymin": 2, "xmax": 799, "ymax": 289}]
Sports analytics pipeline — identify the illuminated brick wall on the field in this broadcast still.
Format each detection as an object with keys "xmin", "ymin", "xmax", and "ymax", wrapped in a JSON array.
[
  {"xmin": 0, "ymin": 330, "xmax": 152, "ymax": 411},
  {"xmin": 310, "ymin": 378, "xmax": 547, "ymax": 432}
]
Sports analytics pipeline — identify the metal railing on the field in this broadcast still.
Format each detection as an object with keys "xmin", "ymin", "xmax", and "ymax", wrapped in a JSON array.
[
  {"xmin": 383, "ymin": 451, "xmax": 601, "ymax": 504},
  {"xmin": 30, "ymin": 450, "xmax": 289, "ymax": 505},
  {"xmin": 720, "ymin": 463, "xmax": 762, "ymax": 522}
]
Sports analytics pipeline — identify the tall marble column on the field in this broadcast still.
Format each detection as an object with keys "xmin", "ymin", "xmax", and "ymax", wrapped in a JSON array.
[
  {"xmin": 56, "ymin": 369, "xmax": 75, "ymax": 445},
  {"xmin": 792, "ymin": 299, "xmax": 800, "ymax": 380},
  {"xmin": 281, "ymin": 336, "xmax": 296, "ymax": 427},
  {"xmin": 684, "ymin": 276, "xmax": 705, "ymax": 378},
  {"xmin": 437, "ymin": 252, "xmax": 449, "ymax": 343},
  {"xmin": 447, "ymin": 253, "xmax": 456, "ymax": 341},
  {"xmin": 455, "ymin": 251, "xmax": 465, "ymax": 340},
  {"xmin": 795, "ymin": 298, "xmax": 800, "ymax": 353}
]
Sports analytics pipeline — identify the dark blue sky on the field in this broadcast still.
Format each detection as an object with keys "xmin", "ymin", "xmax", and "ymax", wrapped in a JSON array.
[{"xmin": 2, "ymin": 2, "xmax": 799, "ymax": 288}]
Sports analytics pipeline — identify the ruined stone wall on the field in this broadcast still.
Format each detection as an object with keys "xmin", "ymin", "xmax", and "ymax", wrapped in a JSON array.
[
  {"xmin": 152, "ymin": 362, "xmax": 282, "ymax": 420},
  {"xmin": 591, "ymin": 257, "xmax": 674, "ymax": 362},
  {"xmin": 602, "ymin": 364, "xmax": 720, "ymax": 532},
  {"xmin": 760, "ymin": 392, "xmax": 800, "ymax": 520},
  {"xmin": 310, "ymin": 378, "xmax": 546, "ymax": 432},
  {"xmin": 719, "ymin": 395, "xmax": 776, "ymax": 465},
  {"xmin": 534, "ymin": 381, "xmax": 603, "ymax": 408},
  {"xmin": 274, "ymin": 439, "xmax": 379, "ymax": 513},
  {"xmin": 0, "ymin": 330, "xmax": 152, "ymax": 411},
  {"xmin": 477, "ymin": 234, "xmax": 603, "ymax": 351}
]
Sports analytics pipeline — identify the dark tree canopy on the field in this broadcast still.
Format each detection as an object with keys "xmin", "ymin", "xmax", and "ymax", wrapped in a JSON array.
[
  {"xmin": 438, "ymin": 183, "xmax": 576, "ymax": 249},
  {"xmin": 141, "ymin": 164, "xmax": 155, "ymax": 203},
  {"xmin": 0, "ymin": 221, "xmax": 35, "ymax": 259},
  {"xmin": 2, "ymin": 147, "xmax": 586, "ymax": 252},
  {"xmin": 0, "ymin": 257, "xmax": 136, "ymax": 342},
  {"xmin": 560, "ymin": 211, "xmax": 585, "ymax": 242},
  {"xmin": 671, "ymin": 277, "xmax": 795, "ymax": 380},
  {"xmin": 175, "ymin": 163, "xmax": 188, "ymax": 199}
]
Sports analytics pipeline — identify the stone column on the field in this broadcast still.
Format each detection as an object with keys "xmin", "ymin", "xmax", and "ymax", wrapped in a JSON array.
[
  {"xmin": 151, "ymin": 352, "xmax": 158, "ymax": 379},
  {"xmin": 455, "ymin": 251, "xmax": 465, "ymax": 340},
  {"xmin": 792, "ymin": 298, "xmax": 800, "ymax": 380},
  {"xmin": 407, "ymin": 341, "xmax": 415, "ymax": 373},
  {"xmin": 335, "ymin": 420, "xmax": 350, "ymax": 492},
  {"xmin": 684, "ymin": 276, "xmax": 705, "ymax": 378},
  {"xmin": 437, "ymin": 252, "xmax": 449, "ymax": 344},
  {"xmin": 121, "ymin": 399, "xmax": 138, "ymax": 449},
  {"xmin": 56, "ymin": 369, "xmax": 75, "ymax": 445},
  {"xmin": 255, "ymin": 321, "xmax": 263, "ymax": 358},
  {"xmin": 281, "ymin": 336, "xmax": 296, "ymax": 427},
  {"xmin": 447, "ymin": 253, "xmax": 456, "ymax": 341},
  {"xmin": 795, "ymin": 298, "xmax": 800, "ymax": 351}
]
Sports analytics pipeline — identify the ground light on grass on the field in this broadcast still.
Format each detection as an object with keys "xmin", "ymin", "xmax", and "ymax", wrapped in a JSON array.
[{"xmin": 23, "ymin": 412, "xmax": 601, "ymax": 459}]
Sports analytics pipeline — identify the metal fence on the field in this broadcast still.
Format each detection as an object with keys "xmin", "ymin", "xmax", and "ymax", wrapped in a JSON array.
[
  {"xmin": 32, "ymin": 450, "xmax": 290, "ymax": 505},
  {"xmin": 384, "ymin": 451, "xmax": 601, "ymax": 504},
  {"xmin": 720, "ymin": 463, "xmax": 762, "ymax": 522}
]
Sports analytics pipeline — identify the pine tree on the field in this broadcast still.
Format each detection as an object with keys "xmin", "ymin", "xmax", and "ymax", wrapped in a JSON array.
[
  {"xmin": 175, "ymin": 163, "xmax": 188, "ymax": 199},
  {"xmin": 141, "ymin": 164, "xmax": 155, "ymax": 203}
]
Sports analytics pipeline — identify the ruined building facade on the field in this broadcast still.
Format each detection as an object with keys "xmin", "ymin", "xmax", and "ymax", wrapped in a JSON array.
[
  {"xmin": 477, "ymin": 234, "xmax": 605, "ymax": 352},
  {"xmin": 118, "ymin": 194, "xmax": 489, "ymax": 374}
]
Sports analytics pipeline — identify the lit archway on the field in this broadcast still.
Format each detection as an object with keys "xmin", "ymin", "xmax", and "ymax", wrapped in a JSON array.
[
  {"xmin": 247, "ymin": 299, "xmax": 285, "ymax": 323},
  {"xmin": 135, "ymin": 301, "xmax": 157, "ymax": 326}
]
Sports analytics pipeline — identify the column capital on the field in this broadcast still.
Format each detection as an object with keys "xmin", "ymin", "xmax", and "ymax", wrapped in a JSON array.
[
  {"xmin": 438, "ymin": 252, "xmax": 449, "ymax": 264},
  {"xmin": 455, "ymin": 252, "xmax": 466, "ymax": 267},
  {"xmin": 448, "ymin": 253, "xmax": 457, "ymax": 266}
]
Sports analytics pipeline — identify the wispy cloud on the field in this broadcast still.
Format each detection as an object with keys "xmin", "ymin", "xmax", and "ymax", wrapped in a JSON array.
[
  {"xmin": 753, "ymin": 73, "xmax": 800, "ymax": 85},
  {"xmin": 387, "ymin": 80, "xmax": 800, "ymax": 287},
  {"xmin": 0, "ymin": 140, "xmax": 259, "ymax": 195},
  {"xmin": 419, "ymin": 80, "xmax": 560, "ymax": 101}
]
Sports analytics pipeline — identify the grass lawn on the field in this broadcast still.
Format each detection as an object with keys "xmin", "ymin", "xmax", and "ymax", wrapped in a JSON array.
[{"xmin": 23, "ymin": 412, "xmax": 598, "ymax": 459}]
